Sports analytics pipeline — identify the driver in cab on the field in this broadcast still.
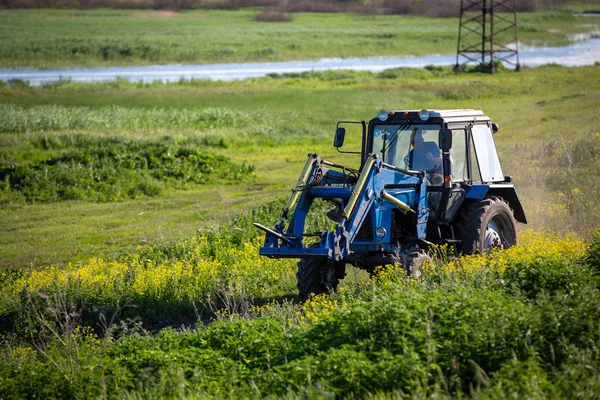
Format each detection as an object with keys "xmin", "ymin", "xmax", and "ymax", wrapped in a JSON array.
[{"xmin": 409, "ymin": 129, "xmax": 442, "ymax": 172}]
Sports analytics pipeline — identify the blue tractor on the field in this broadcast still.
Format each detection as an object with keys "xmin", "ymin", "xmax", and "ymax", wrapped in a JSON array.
[{"xmin": 255, "ymin": 109, "xmax": 526, "ymax": 299}]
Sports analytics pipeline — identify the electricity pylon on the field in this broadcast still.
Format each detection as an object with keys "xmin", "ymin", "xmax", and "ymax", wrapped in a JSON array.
[{"xmin": 454, "ymin": 0, "xmax": 521, "ymax": 73}]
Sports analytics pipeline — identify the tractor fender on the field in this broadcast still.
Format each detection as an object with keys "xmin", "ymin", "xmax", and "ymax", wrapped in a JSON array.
[{"xmin": 465, "ymin": 184, "xmax": 527, "ymax": 224}]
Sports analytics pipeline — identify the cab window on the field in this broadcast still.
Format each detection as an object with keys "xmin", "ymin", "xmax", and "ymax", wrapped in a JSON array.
[
  {"xmin": 371, "ymin": 124, "xmax": 441, "ymax": 171},
  {"xmin": 449, "ymin": 129, "xmax": 467, "ymax": 181},
  {"xmin": 471, "ymin": 125, "xmax": 504, "ymax": 182}
]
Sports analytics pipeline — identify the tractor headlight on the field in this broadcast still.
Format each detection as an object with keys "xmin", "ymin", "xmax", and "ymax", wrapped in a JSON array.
[
  {"xmin": 376, "ymin": 227, "xmax": 386, "ymax": 238},
  {"xmin": 419, "ymin": 109, "xmax": 430, "ymax": 121},
  {"xmin": 377, "ymin": 109, "xmax": 389, "ymax": 121}
]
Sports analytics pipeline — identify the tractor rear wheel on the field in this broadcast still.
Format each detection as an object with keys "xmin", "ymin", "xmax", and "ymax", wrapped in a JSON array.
[{"xmin": 455, "ymin": 196, "xmax": 517, "ymax": 254}]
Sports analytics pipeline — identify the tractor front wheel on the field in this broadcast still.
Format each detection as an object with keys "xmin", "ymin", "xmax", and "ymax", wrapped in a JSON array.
[
  {"xmin": 455, "ymin": 196, "xmax": 517, "ymax": 254},
  {"xmin": 297, "ymin": 258, "xmax": 344, "ymax": 301},
  {"xmin": 401, "ymin": 249, "xmax": 432, "ymax": 279},
  {"xmin": 296, "ymin": 258, "xmax": 327, "ymax": 301}
]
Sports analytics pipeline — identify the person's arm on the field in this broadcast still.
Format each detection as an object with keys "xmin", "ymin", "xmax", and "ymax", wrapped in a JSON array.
[{"xmin": 424, "ymin": 142, "xmax": 442, "ymax": 170}]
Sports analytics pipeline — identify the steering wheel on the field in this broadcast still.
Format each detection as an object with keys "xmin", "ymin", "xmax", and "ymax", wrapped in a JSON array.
[{"xmin": 403, "ymin": 154, "xmax": 411, "ymax": 169}]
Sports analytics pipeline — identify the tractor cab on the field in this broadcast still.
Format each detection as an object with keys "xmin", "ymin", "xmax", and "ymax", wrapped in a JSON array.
[
  {"xmin": 339, "ymin": 109, "xmax": 526, "ymax": 223},
  {"xmin": 369, "ymin": 113, "xmax": 445, "ymax": 184},
  {"xmin": 339, "ymin": 109, "xmax": 497, "ymax": 185}
]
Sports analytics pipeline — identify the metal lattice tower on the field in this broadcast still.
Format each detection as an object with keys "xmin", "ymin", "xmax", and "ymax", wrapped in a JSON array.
[{"xmin": 455, "ymin": 0, "xmax": 521, "ymax": 73}]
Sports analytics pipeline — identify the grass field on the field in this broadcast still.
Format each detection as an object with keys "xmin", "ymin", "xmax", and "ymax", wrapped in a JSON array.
[
  {"xmin": 0, "ymin": 7, "xmax": 600, "ymax": 398},
  {"xmin": 1, "ymin": 64, "xmax": 599, "ymax": 268},
  {"xmin": 0, "ymin": 9, "xmax": 598, "ymax": 69}
]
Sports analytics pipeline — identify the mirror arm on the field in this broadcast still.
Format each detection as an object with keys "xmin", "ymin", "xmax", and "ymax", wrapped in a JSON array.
[{"xmin": 361, "ymin": 120, "xmax": 367, "ymax": 168}]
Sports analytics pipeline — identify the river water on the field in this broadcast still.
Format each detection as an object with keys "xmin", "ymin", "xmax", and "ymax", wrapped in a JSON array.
[{"xmin": 1, "ymin": 37, "xmax": 599, "ymax": 86}]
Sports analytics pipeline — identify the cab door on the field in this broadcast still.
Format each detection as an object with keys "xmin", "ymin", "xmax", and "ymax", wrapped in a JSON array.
[
  {"xmin": 439, "ymin": 127, "xmax": 469, "ymax": 223},
  {"xmin": 469, "ymin": 124, "xmax": 504, "ymax": 183}
]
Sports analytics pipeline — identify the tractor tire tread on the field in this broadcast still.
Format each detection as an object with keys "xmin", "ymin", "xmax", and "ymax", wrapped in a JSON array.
[
  {"xmin": 404, "ymin": 249, "xmax": 431, "ymax": 278},
  {"xmin": 454, "ymin": 196, "xmax": 517, "ymax": 254},
  {"xmin": 296, "ymin": 258, "xmax": 326, "ymax": 301}
]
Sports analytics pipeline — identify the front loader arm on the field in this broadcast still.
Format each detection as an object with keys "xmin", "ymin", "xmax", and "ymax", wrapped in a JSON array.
[
  {"xmin": 333, "ymin": 155, "xmax": 379, "ymax": 260},
  {"xmin": 256, "ymin": 153, "xmax": 330, "ymax": 257},
  {"xmin": 256, "ymin": 153, "xmax": 427, "ymax": 261},
  {"xmin": 281, "ymin": 153, "xmax": 321, "ymax": 221}
]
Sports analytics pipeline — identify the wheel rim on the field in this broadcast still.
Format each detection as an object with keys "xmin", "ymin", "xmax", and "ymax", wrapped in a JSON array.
[{"xmin": 483, "ymin": 218, "xmax": 504, "ymax": 249}]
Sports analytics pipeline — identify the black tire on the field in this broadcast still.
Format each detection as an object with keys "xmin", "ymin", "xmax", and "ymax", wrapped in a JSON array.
[
  {"xmin": 454, "ymin": 196, "xmax": 517, "ymax": 254},
  {"xmin": 296, "ymin": 257, "xmax": 327, "ymax": 301},
  {"xmin": 297, "ymin": 257, "xmax": 345, "ymax": 301}
]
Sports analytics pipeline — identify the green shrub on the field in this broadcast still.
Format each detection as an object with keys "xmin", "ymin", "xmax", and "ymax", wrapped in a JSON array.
[
  {"xmin": 0, "ymin": 136, "xmax": 253, "ymax": 203},
  {"xmin": 585, "ymin": 230, "xmax": 600, "ymax": 271},
  {"xmin": 476, "ymin": 358, "xmax": 554, "ymax": 399},
  {"xmin": 502, "ymin": 257, "xmax": 591, "ymax": 299},
  {"xmin": 1, "ymin": 214, "xmax": 599, "ymax": 398}
]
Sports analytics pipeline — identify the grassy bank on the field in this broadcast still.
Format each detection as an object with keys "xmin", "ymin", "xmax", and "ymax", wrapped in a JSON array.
[
  {"xmin": 1, "ymin": 64, "xmax": 599, "ymax": 268},
  {"xmin": 0, "ymin": 9, "xmax": 598, "ymax": 69}
]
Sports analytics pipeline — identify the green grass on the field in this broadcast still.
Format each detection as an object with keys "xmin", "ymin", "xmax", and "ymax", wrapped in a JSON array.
[
  {"xmin": 0, "ymin": 9, "xmax": 597, "ymax": 69},
  {"xmin": 1, "ymin": 64, "xmax": 599, "ymax": 268},
  {"xmin": 0, "ymin": 210, "xmax": 598, "ymax": 398},
  {"xmin": 0, "ymin": 103, "xmax": 270, "ymax": 132}
]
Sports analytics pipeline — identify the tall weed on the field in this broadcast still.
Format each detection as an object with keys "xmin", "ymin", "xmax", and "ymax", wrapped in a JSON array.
[{"xmin": 0, "ymin": 104, "xmax": 269, "ymax": 133}]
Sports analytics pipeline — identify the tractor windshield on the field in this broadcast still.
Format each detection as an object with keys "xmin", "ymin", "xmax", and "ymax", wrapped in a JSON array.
[{"xmin": 373, "ymin": 123, "xmax": 442, "ymax": 172}]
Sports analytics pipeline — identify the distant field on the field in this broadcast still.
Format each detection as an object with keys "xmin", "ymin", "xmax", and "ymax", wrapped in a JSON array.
[
  {"xmin": 568, "ymin": 0, "xmax": 600, "ymax": 13},
  {"xmin": 0, "ymin": 9, "xmax": 598, "ymax": 69},
  {"xmin": 0, "ymin": 64, "xmax": 599, "ymax": 268}
]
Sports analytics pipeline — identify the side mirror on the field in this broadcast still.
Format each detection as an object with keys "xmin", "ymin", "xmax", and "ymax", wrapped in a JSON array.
[
  {"xmin": 439, "ymin": 128, "xmax": 452, "ymax": 151},
  {"xmin": 334, "ymin": 127, "xmax": 346, "ymax": 148}
]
